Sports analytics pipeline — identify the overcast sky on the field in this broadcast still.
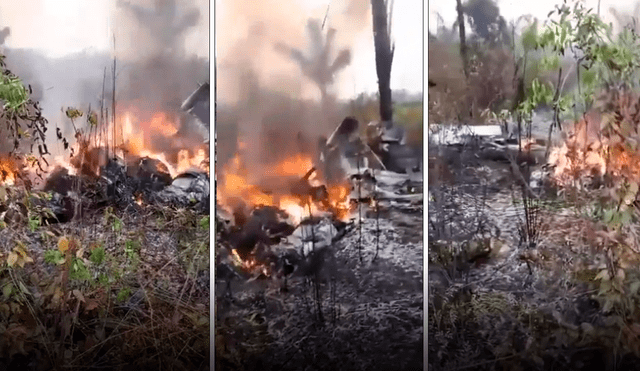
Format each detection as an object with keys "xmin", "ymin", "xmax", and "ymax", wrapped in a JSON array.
[
  {"xmin": 0, "ymin": 0, "xmax": 209, "ymax": 59},
  {"xmin": 429, "ymin": 0, "xmax": 640, "ymax": 34},
  {"xmin": 9, "ymin": 1, "xmax": 640, "ymax": 100},
  {"xmin": 0, "ymin": 0, "xmax": 421, "ymax": 100}
]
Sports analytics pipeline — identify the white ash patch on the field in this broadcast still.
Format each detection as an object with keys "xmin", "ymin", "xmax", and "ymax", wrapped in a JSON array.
[{"xmin": 336, "ymin": 216, "xmax": 423, "ymax": 275}]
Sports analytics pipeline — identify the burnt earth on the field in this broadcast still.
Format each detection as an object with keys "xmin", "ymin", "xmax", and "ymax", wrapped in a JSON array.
[
  {"xmin": 215, "ymin": 194, "xmax": 423, "ymax": 371},
  {"xmin": 428, "ymin": 133, "xmax": 640, "ymax": 371}
]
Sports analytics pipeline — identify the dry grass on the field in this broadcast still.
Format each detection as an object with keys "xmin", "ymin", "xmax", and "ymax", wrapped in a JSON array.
[
  {"xmin": 0, "ymin": 189, "xmax": 209, "ymax": 370},
  {"xmin": 429, "ymin": 40, "xmax": 516, "ymax": 126},
  {"xmin": 428, "ymin": 41, "xmax": 470, "ymax": 125}
]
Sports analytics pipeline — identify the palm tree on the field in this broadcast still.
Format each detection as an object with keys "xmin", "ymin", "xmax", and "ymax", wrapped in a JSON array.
[
  {"xmin": 275, "ymin": 19, "xmax": 351, "ymax": 104},
  {"xmin": 117, "ymin": 0, "xmax": 200, "ymax": 56}
]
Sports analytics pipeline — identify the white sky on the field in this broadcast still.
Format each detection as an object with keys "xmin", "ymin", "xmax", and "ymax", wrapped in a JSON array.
[
  {"xmin": 428, "ymin": 0, "xmax": 640, "ymax": 34},
  {"xmin": 0, "ymin": 0, "xmax": 421, "ymax": 99},
  {"xmin": 0, "ymin": 0, "xmax": 209, "ymax": 59},
  {"xmin": 305, "ymin": 0, "xmax": 423, "ymax": 98},
  {"xmin": 349, "ymin": 0, "xmax": 423, "ymax": 97}
]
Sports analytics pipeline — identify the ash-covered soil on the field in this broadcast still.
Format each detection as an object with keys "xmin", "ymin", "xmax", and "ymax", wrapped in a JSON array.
[
  {"xmin": 215, "ymin": 200, "xmax": 423, "ymax": 371},
  {"xmin": 428, "ymin": 139, "xmax": 640, "ymax": 371}
]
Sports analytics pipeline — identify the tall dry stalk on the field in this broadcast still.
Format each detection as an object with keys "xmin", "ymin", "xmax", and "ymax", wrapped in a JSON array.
[{"xmin": 112, "ymin": 35, "xmax": 117, "ymax": 160}]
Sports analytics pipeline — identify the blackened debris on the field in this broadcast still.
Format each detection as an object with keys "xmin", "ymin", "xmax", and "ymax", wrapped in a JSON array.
[
  {"xmin": 150, "ymin": 171, "xmax": 210, "ymax": 212},
  {"xmin": 43, "ymin": 167, "xmax": 76, "ymax": 195},
  {"xmin": 131, "ymin": 157, "xmax": 173, "ymax": 193},
  {"xmin": 100, "ymin": 158, "xmax": 135, "ymax": 208},
  {"xmin": 45, "ymin": 193, "xmax": 75, "ymax": 223}
]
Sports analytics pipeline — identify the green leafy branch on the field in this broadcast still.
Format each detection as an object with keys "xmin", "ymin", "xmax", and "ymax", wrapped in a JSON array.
[{"xmin": 0, "ymin": 73, "xmax": 28, "ymax": 113}]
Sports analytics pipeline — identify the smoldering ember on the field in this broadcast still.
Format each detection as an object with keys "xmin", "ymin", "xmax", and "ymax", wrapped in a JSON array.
[{"xmin": 429, "ymin": 0, "xmax": 640, "ymax": 370}]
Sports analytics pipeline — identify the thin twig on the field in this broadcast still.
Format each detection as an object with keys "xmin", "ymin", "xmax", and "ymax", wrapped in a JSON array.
[
  {"xmin": 112, "ymin": 34, "xmax": 117, "ymax": 159},
  {"xmin": 545, "ymin": 67, "xmax": 564, "ymax": 161},
  {"xmin": 357, "ymin": 153, "xmax": 363, "ymax": 263}
]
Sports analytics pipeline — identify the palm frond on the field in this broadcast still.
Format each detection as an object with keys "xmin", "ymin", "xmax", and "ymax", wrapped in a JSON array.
[
  {"xmin": 306, "ymin": 19, "xmax": 324, "ymax": 59},
  {"xmin": 330, "ymin": 49, "xmax": 351, "ymax": 75}
]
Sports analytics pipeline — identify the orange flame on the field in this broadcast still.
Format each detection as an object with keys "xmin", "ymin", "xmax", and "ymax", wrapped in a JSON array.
[
  {"xmin": 274, "ymin": 154, "xmax": 314, "ymax": 177},
  {"xmin": 118, "ymin": 111, "xmax": 208, "ymax": 177},
  {"xmin": 0, "ymin": 159, "xmax": 16, "ymax": 186},
  {"xmin": 549, "ymin": 110, "xmax": 640, "ymax": 186},
  {"xmin": 48, "ymin": 109, "xmax": 210, "ymax": 180},
  {"xmin": 217, "ymin": 152, "xmax": 350, "ymax": 224},
  {"xmin": 149, "ymin": 113, "xmax": 178, "ymax": 137}
]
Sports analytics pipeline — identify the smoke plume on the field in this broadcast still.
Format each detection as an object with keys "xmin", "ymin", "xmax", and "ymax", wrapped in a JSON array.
[
  {"xmin": 114, "ymin": 0, "xmax": 209, "ymax": 145},
  {"xmin": 1, "ymin": 0, "xmax": 209, "ymax": 163},
  {"xmin": 216, "ymin": 0, "xmax": 372, "ymax": 179}
]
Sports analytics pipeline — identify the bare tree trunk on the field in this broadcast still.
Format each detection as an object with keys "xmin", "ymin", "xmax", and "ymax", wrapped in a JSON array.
[
  {"xmin": 371, "ymin": 0, "xmax": 394, "ymax": 123},
  {"xmin": 456, "ymin": 0, "xmax": 469, "ymax": 79}
]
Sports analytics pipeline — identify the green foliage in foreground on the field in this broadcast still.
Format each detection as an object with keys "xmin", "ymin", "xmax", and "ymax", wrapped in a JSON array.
[
  {"xmin": 0, "ymin": 60, "xmax": 29, "ymax": 112},
  {"xmin": 517, "ymin": 0, "xmax": 640, "ymax": 122}
]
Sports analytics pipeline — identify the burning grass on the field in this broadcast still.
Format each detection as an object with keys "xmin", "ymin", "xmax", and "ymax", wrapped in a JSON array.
[
  {"xmin": 427, "ymin": 0, "xmax": 640, "ymax": 366},
  {"xmin": 546, "ymin": 86, "xmax": 640, "ymax": 186},
  {"xmin": 428, "ymin": 86, "xmax": 640, "ymax": 369}
]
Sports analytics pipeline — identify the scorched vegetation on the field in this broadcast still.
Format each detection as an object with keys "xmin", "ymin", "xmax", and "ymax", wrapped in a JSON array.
[
  {"xmin": 430, "ymin": 0, "xmax": 640, "ymax": 370},
  {"xmin": 0, "ymin": 55, "xmax": 209, "ymax": 370}
]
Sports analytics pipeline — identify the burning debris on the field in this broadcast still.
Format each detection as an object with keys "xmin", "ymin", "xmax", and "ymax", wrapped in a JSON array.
[
  {"xmin": 0, "ymin": 0, "xmax": 213, "ymax": 368},
  {"xmin": 216, "ymin": 114, "xmax": 423, "ymax": 286},
  {"xmin": 213, "ymin": 0, "xmax": 423, "ymax": 367},
  {"xmin": 0, "ymin": 89, "xmax": 211, "ymax": 228},
  {"xmin": 320, "ymin": 117, "xmax": 386, "ymax": 183},
  {"xmin": 217, "ymin": 150, "xmax": 351, "ymax": 226},
  {"xmin": 216, "ymin": 111, "xmax": 423, "ymax": 368}
]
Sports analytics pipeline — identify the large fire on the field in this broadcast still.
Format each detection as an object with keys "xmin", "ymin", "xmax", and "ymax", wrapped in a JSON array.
[
  {"xmin": 119, "ymin": 111, "xmax": 209, "ymax": 177},
  {"xmin": 0, "ymin": 108, "xmax": 209, "ymax": 187},
  {"xmin": 216, "ymin": 151, "xmax": 351, "ymax": 224}
]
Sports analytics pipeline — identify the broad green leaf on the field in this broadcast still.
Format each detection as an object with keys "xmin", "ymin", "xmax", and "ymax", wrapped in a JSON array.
[
  {"xmin": 603, "ymin": 209, "xmax": 614, "ymax": 223},
  {"xmin": 44, "ymin": 250, "xmax": 65, "ymax": 265}
]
